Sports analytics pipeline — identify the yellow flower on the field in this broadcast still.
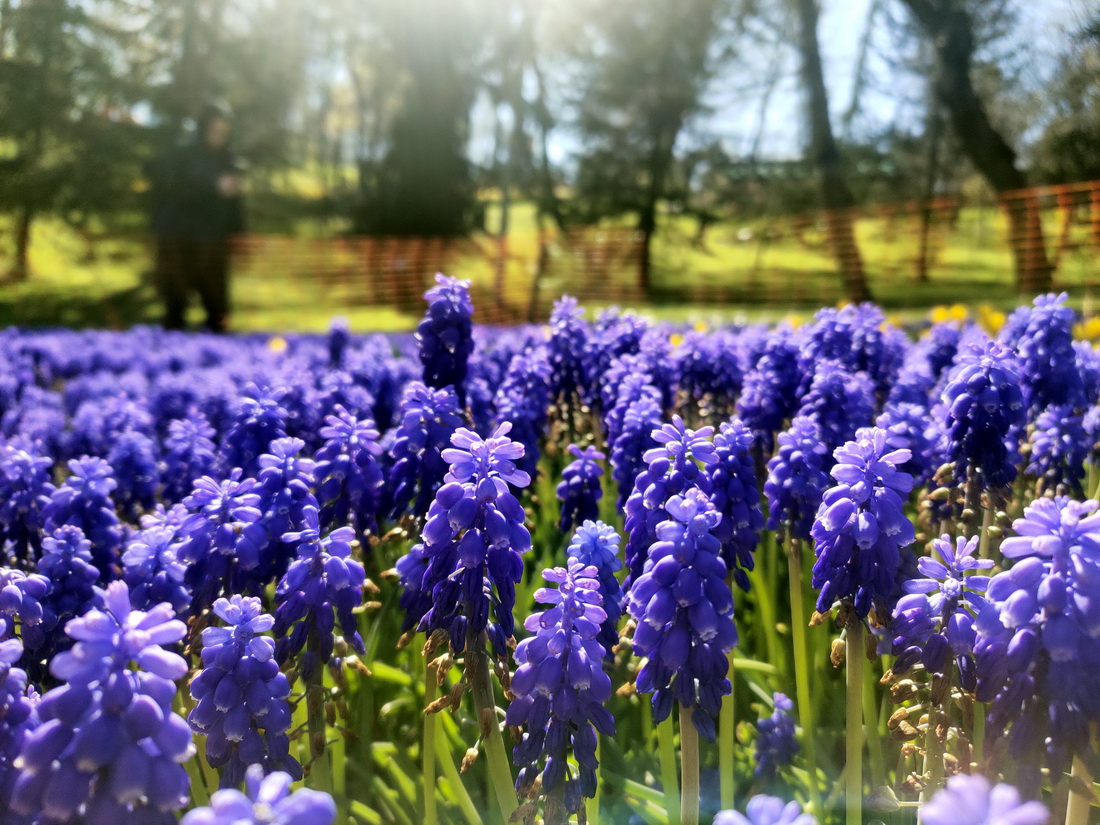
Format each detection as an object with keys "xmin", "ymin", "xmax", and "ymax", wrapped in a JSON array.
[
  {"xmin": 977, "ymin": 304, "xmax": 1006, "ymax": 335},
  {"xmin": 669, "ymin": 333, "xmax": 685, "ymax": 348},
  {"xmin": 268, "ymin": 336, "xmax": 288, "ymax": 354},
  {"xmin": 783, "ymin": 314, "xmax": 805, "ymax": 330},
  {"xmin": 1073, "ymin": 317, "xmax": 1100, "ymax": 342},
  {"xmin": 693, "ymin": 321, "xmax": 708, "ymax": 332}
]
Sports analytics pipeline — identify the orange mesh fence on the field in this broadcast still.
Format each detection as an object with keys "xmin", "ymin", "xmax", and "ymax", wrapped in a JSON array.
[{"xmin": 16, "ymin": 179, "xmax": 1100, "ymax": 330}]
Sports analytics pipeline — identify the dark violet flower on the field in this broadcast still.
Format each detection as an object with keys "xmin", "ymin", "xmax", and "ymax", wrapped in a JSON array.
[
  {"xmin": 107, "ymin": 430, "xmax": 160, "ymax": 521},
  {"xmin": 1014, "ymin": 292, "xmax": 1085, "ymax": 412},
  {"xmin": 241, "ymin": 437, "xmax": 320, "ymax": 584},
  {"xmin": 709, "ymin": 419, "xmax": 763, "ymax": 592},
  {"xmin": 0, "ymin": 568, "xmax": 54, "ymax": 659},
  {"xmin": 122, "ymin": 519, "xmax": 192, "ymax": 616},
  {"xmin": 42, "ymin": 457, "xmax": 123, "ymax": 580},
  {"xmin": 219, "ymin": 385, "xmax": 289, "ymax": 477},
  {"xmin": 811, "ymin": 427, "xmax": 915, "ymax": 619},
  {"xmin": 919, "ymin": 774, "xmax": 1048, "ymax": 825},
  {"xmin": 0, "ymin": 639, "xmax": 37, "ymax": 819},
  {"xmin": 400, "ymin": 423, "xmax": 532, "ymax": 659},
  {"xmin": 920, "ymin": 322, "xmax": 963, "ymax": 381},
  {"xmin": 764, "ymin": 417, "xmax": 829, "ymax": 544},
  {"xmin": 506, "ymin": 561, "xmax": 615, "ymax": 814},
  {"xmin": 557, "ymin": 445, "xmax": 605, "ymax": 534},
  {"xmin": 941, "ymin": 339, "xmax": 1026, "ymax": 490},
  {"xmin": 975, "ymin": 497, "xmax": 1100, "ymax": 787},
  {"xmin": 494, "ymin": 348, "xmax": 552, "ymax": 478},
  {"xmin": 675, "ymin": 330, "xmax": 743, "ymax": 415},
  {"xmin": 12, "ymin": 581, "xmax": 193, "ymax": 824},
  {"xmin": 1075, "ymin": 340, "xmax": 1100, "ymax": 406},
  {"xmin": 796, "ymin": 361, "xmax": 875, "ymax": 460},
  {"xmin": 1027, "ymin": 404, "xmax": 1087, "ymax": 495},
  {"xmin": 273, "ymin": 507, "xmax": 365, "ymax": 679},
  {"xmin": 386, "ymin": 382, "xmax": 463, "ymax": 522},
  {"xmin": 180, "ymin": 765, "xmax": 335, "ymax": 825},
  {"xmin": 0, "ymin": 445, "xmax": 54, "ymax": 564},
  {"xmin": 38, "ymin": 526, "xmax": 101, "ymax": 640},
  {"xmin": 604, "ymin": 374, "xmax": 662, "ymax": 448},
  {"xmin": 189, "ymin": 596, "xmax": 298, "ymax": 787},
  {"xmin": 714, "ymin": 796, "xmax": 816, "ymax": 825},
  {"xmin": 891, "ymin": 535, "xmax": 991, "ymax": 683},
  {"xmin": 754, "ymin": 693, "xmax": 798, "ymax": 781},
  {"xmin": 623, "ymin": 416, "xmax": 716, "ymax": 592},
  {"xmin": 566, "ymin": 520, "xmax": 624, "ymax": 656},
  {"xmin": 314, "ymin": 406, "xmax": 383, "ymax": 541},
  {"xmin": 736, "ymin": 325, "xmax": 802, "ymax": 455},
  {"xmin": 178, "ymin": 472, "xmax": 265, "ymax": 613},
  {"xmin": 609, "ymin": 393, "xmax": 663, "ymax": 509},
  {"xmin": 628, "ymin": 488, "xmax": 736, "ymax": 739},
  {"xmin": 546, "ymin": 295, "xmax": 592, "ymax": 407},
  {"xmin": 798, "ymin": 304, "xmax": 904, "ymax": 396},
  {"xmin": 875, "ymin": 401, "xmax": 935, "ymax": 487},
  {"xmin": 161, "ymin": 414, "xmax": 218, "ymax": 505},
  {"xmin": 417, "ymin": 274, "xmax": 474, "ymax": 405}
]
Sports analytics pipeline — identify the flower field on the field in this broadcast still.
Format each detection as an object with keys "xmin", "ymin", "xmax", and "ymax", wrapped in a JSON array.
[{"xmin": 0, "ymin": 277, "xmax": 1096, "ymax": 825}]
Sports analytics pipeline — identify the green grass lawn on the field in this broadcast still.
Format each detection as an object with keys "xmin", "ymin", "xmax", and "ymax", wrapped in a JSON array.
[{"xmin": 1, "ymin": 200, "xmax": 1096, "ymax": 331}]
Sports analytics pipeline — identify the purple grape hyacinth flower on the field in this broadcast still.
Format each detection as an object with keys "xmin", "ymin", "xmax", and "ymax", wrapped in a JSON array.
[
  {"xmin": 386, "ymin": 381, "xmax": 464, "ymax": 521},
  {"xmin": 189, "ymin": 596, "xmax": 298, "ymax": 787},
  {"xmin": 506, "ymin": 560, "xmax": 615, "ymax": 814},
  {"xmin": 0, "ymin": 445, "xmax": 55, "ymax": 563},
  {"xmin": 556, "ymin": 444, "xmax": 605, "ymax": 534},
  {"xmin": 754, "ymin": 693, "xmax": 798, "ymax": 781},
  {"xmin": 314, "ymin": 406, "xmax": 383, "ymax": 540},
  {"xmin": 709, "ymin": 419, "xmax": 763, "ymax": 592},
  {"xmin": 400, "ymin": 423, "xmax": 532, "ymax": 659},
  {"xmin": 273, "ymin": 506, "xmax": 365, "ymax": 679},
  {"xmin": 975, "ymin": 496, "xmax": 1100, "ymax": 788},
  {"xmin": 765, "ymin": 416, "xmax": 830, "ymax": 543},
  {"xmin": 417, "ymin": 274, "xmax": 474, "ymax": 405},
  {"xmin": 180, "ymin": 764, "xmax": 335, "ymax": 825},
  {"xmin": 42, "ymin": 457, "xmax": 123, "ymax": 580},
  {"xmin": 891, "ymin": 535, "xmax": 992, "ymax": 685},
  {"xmin": 12, "ymin": 581, "xmax": 193, "ymax": 825},
  {"xmin": 811, "ymin": 427, "xmax": 915, "ymax": 619},
  {"xmin": 623, "ymin": 416, "xmax": 717, "ymax": 592},
  {"xmin": 566, "ymin": 520, "xmax": 624, "ymax": 657},
  {"xmin": 1027, "ymin": 404, "xmax": 1087, "ymax": 495},
  {"xmin": 941, "ymin": 339, "xmax": 1026, "ymax": 490},
  {"xmin": 919, "ymin": 774, "xmax": 1048, "ymax": 825},
  {"xmin": 628, "ymin": 488, "xmax": 736, "ymax": 739},
  {"xmin": 714, "ymin": 795, "xmax": 817, "ymax": 825}
]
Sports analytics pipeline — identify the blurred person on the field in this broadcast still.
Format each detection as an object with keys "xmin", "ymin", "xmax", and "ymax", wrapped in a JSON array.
[{"xmin": 148, "ymin": 102, "xmax": 245, "ymax": 333}]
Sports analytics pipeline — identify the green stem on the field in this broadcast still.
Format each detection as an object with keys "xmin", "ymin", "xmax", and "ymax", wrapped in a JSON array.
[
  {"xmin": 184, "ymin": 753, "xmax": 211, "ymax": 809},
  {"xmin": 977, "ymin": 504, "xmax": 994, "ymax": 560},
  {"xmin": 920, "ymin": 704, "xmax": 944, "ymax": 806},
  {"xmin": 788, "ymin": 537, "xmax": 824, "ymax": 818},
  {"xmin": 305, "ymin": 660, "xmax": 334, "ymax": 797},
  {"xmin": 436, "ymin": 724, "xmax": 483, "ymax": 825},
  {"xmin": 423, "ymin": 668, "xmax": 439, "ymax": 825},
  {"xmin": 657, "ymin": 714, "xmax": 682, "ymax": 825},
  {"xmin": 973, "ymin": 701, "xmax": 985, "ymax": 766},
  {"xmin": 719, "ymin": 649, "xmax": 736, "ymax": 810},
  {"xmin": 467, "ymin": 638, "xmax": 518, "ymax": 824},
  {"xmin": 846, "ymin": 619, "xmax": 864, "ymax": 825},
  {"xmin": 586, "ymin": 735, "xmax": 602, "ymax": 825},
  {"xmin": 680, "ymin": 706, "xmax": 700, "ymax": 825},
  {"xmin": 862, "ymin": 664, "xmax": 885, "ymax": 790},
  {"xmin": 1066, "ymin": 756, "xmax": 1094, "ymax": 825}
]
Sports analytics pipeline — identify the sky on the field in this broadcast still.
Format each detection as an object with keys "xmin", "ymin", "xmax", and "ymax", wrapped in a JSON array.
[{"xmin": 484, "ymin": 0, "xmax": 1083, "ymax": 168}]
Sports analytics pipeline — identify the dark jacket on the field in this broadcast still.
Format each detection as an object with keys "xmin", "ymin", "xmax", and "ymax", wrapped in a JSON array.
[{"xmin": 148, "ymin": 140, "xmax": 245, "ymax": 242}]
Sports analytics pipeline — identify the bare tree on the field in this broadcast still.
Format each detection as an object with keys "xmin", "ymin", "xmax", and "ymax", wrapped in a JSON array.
[
  {"xmin": 900, "ymin": 0, "xmax": 1053, "ymax": 293},
  {"xmin": 794, "ymin": 0, "xmax": 873, "ymax": 302}
]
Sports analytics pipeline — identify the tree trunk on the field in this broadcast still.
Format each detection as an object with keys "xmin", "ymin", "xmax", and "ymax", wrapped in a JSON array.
[
  {"xmin": 900, "ymin": 0, "xmax": 1053, "ymax": 294},
  {"xmin": 794, "ymin": 0, "xmax": 873, "ymax": 303},
  {"xmin": 11, "ymin": 205, "xmax": 33, "ymax": 282},
  {"xmin": 916, "ymin": 93, "xmax": 943, "ymax": 283}
]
